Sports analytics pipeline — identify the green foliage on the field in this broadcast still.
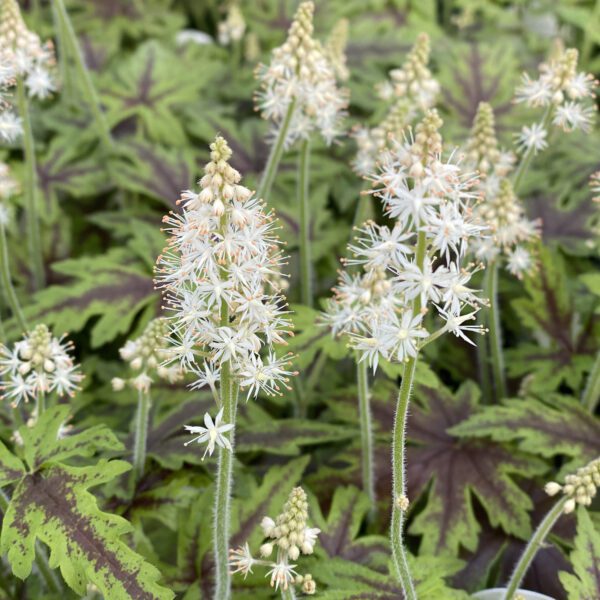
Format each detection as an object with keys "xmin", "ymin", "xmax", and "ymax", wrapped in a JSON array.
[
  {"xmin": 0, "ymin": 407, "xmax": 173, "ymax": 599},
  {"xmin": 559, "ymin": 509, "xmax": 600, "ymax": 599}
]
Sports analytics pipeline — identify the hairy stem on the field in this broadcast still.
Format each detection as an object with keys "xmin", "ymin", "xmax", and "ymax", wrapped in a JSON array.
[
  {"xmin": 356, "ymin": 354, "xmax": 376, "ymax": 510},
  {"xmin": 35, "ymin": 391, "xmax": 46, "ymax": 416},
  {"xmin": 256, "ymin": 98, "xmax": 296, "ymax": 203},
  {"xmin": 389, "ymin": 229, "xmax": 426, "ymax": 597},
  {"xmin": 0, "ymin": 490, "xmax": 63, "ymax": 593},
  {"xmin": 16, "ymin": 78, "xmax": 44, "ymax": 290},
  {"xmin": 53, "ymin": 0, "xmax": 113, "ymax": 151},
  {"xmin": 281, "ymin": 586, "xmax": 297, "ymax": 600},
  {"xmin": 0, "ymin": 224, "xmax": 27, "ymax": 333},
  {"xmin": 485, "ymin": 261, "xmax": 507, "ymax": 401},
  {"xmin": 502, "ymin": 496, "xmax": 568, "ymax": 600},
  {"xmin": 583, "ymin": 350, "xmax": 600, "ymax": 413},
  {"xmin": 213, "ymin": 358, "xmax": 239, "ymax": 600},
  {"xmin": 132, "ymin": 387, "xmax": 151, "ymax": 482},
  {"xmin": 298, "ymin": 137, "xmax": 313, "ymax": 307},
  {"xmin": 391, "ymin": 355, "xmax": 418, "ymax": 600},
  {"xmin": 476, "ymin": 310, "xmax": 493, "ymax": 403}
]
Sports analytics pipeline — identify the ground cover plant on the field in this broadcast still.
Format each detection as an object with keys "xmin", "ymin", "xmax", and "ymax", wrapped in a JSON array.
[{"xmin": 0, "ymin": 0, "xmax": 599, "ymax": 599}]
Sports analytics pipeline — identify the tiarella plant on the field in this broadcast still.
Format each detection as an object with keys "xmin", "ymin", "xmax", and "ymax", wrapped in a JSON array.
[
  {"xmin": 331, "ymin": 109, "xmax": 487, "ymax": 597},
  {"xmin": 155, "ymin": 135, "xmax": 294, "ymax": 599},
  {"xmin": 0, "ymin": 2, "xmax": 597, "ymax": 599}
]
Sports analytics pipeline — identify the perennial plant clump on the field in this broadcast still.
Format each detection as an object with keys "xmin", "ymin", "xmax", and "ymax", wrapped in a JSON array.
[{"xmin": 0, "ymin": 2, "xmax": 597, "ymax": 600}]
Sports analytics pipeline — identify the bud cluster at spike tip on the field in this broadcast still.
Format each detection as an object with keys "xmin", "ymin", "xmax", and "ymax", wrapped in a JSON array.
[
  {"xmin": 545, "ymin": 457, "xmax": 600, "ymax": 514},
  {"xmin": 155, "ymin": 135, "xmax": 296, "ymax": 401},
  {"xmin": 229, "ymin": 486, "xmax": 319, "ymax": 594},
  {"xmin": 465, "ymin": 102, "xmax": 540, "ymax": 279},
  {"xmin": 327, "ymin": 110, "xmax": 488, "ymax": 370},
  {"xmin": 254, "ymin": 1, "xmax": 349, "ymax": 147},
  {"xmin": 0, "ymin": 0, "xmax": 56, "ymax": 109},
  {"xmin": 354, "ymin": 33, "xmax": 439, "ymax": 177},
  {"xmin": 111, "ymin": 318, "xmax": 183, "ymax": 393}
]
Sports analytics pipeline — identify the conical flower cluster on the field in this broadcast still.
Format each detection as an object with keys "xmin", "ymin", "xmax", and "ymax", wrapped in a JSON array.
[
  {"xmin": 229, "ymin": 486, "xmax": 319, "ymax": 594},
  {"xmin": 466, "ymin": 103, "xmax": 539, "ymax": 278},
  {"xmin": 111, "ymin": 318, "xmax": 182, "ymax": 393},
  {"xmin": 0, "ymin": 324, "xmax": 83, "ymax": 406},
  {"xmin": 325, "ymin": 18, "xmax": 349, "ymax": 82},
  {"xmin": 255, "ymin": 1, "xmax": 349, "ymax": 147},
  {"xmin": 336, "ymin": 110, "xmax": 487, "ymax": 370},
  {"xmin": 465, "ymin": 102, "xmax": 514, "ymax": 176},
  {"xmin": 354, "ymin": 34, "xmax": 439, "ymax": 176},
  {"xmin": 0, "ymin": 0, "xmax": 55, "ymax": 99},
  {"xmin": 545, "ymin": 457, "xmax": 600, "ymax": 514},
  {"xmin": 515, "ymin": 46, "xmax": 597, "ymax": 153},
  {"xmin": 381, "ymin": 33, "xmax": 439, "ymax": 109},
  {"xmin": 155, "ymin": 136, "xmax": 295, "ymax": 400}
]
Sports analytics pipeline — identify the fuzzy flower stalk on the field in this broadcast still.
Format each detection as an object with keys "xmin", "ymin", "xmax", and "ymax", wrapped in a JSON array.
[
  {"xmin": 230, "ymin": 487, "xmax": 319, "ymax": 596},
  {"xmin": 331, "ymin": 110, "xmax": 486, "ymax": 596},
  {"xmin": 466, "ymin": 102, "xmax": 540, "ymax": 401},
  {"xmin": 0, "ymin": 0, "xmax": 57, "ymax": 289},
  {"xmin": 0, "ymin": 324, "xmax": 83, "ymax": 417},
  {"xmin": 0, "ymin": 161, "xmax": 26, "ymax": 332},
  {"xmin": 155, "ymin": 136, "xmax": 294, "ymax": 600},
  {"xmin": 513, "ymin": 46, "xmax": 597, "ymax": 192},
  {"xmin": 255, "ymin": 1, "xmax": 348, "ymax": 305},
  {"xmin": 112, "ymin": 318, "xmax": 182, "ymax": 482},
  {"xmin": 503, "ymin": 457, "xmax": 600, "ymax": 600}
]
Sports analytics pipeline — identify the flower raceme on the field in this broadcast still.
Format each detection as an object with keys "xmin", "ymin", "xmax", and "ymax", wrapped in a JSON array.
[
  {"xmin": 0, "ymin": 324, "xmax": 83, "ymax": 406},
  {"xmin": 111, "ymin": 318, "xmax": 183, "ymax": 393},
  {"xmin": 514, "ymin": 46, "xmax": 597, "ymax": 154},
  {"xmin": 329, "ymin": 110, "xmax": 487, "ymax": 370},
  {"xmin": 229, "ymin": 486, "xmax": 319, "ymax": 594},
  {"xmin": 155, "ymin": 136, "xmax": 295, "ymax": 404},
  {"xmin": 0, "ymin": 0, "xmax": 56, "ymax": 142},
  {"xmin": 254, "ymin": 1, "xmax": 349, "ymax": 147},
  {"xmin": 466, "ymin": 102, "xmax": 540, "ymax": 278}
]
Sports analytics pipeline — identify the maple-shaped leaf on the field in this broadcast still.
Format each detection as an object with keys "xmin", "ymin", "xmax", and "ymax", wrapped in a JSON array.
[
  {"xmin": 16, "ymin": 248, "xmax": 158, "ymax": 348},
  {"xmin": 100, "ymin": 41, "xmax": 218, "ymax": 145},
  {"xmin": 313, "ymin": 556, "xmax": 469, "ymax": 599},
  {"xmin": 508, "ymin": 246, "xmax": 597, "ymax": 392},
  {"xmin": 309, "ymin": 486, "xmax": 388, "ymax": 570},
  {"xmin": 407, "ymin": 381, "xmax": 546, "ymax": 555},
  {"xmin": 451, "ymin": 393, "xmax": 600, "ymax": 474},
  {"xmin": 0, "ymin": 406, "xmax": 173, "ymax": 599},
  {"xmin": 559, "ymin": 508, "xmax": 600, "ymax": 600},
  {"xmin": 437, "ymin": 41, "xmax": 518, "ymax": 131},
  {"xmin": 111, "ymin": 140, "xmax": 196, "ymax": 209}
]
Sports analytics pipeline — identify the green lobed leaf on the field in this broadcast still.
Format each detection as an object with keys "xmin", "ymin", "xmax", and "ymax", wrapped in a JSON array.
[
  {"xmin": 451, "ymin": 394, "xmax": 600, "ymax": 473},
  {"xmin": 559, "ymin": 508, "xmax": 600, "ymax": 600},
  {"xmin": 407, "ymin": 381, "xmax": 546, "ymax": 555},
  {"xmin": 0, "ymin": 408, "xmax": 173, "ymax": 599}
]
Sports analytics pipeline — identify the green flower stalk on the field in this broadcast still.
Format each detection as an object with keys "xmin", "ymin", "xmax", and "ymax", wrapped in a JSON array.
[
  {"xmin": 503, "ymin": 457, "xmax": 600, "ymax": 599},
  {"xmin": 330, "ymin": 111, "xmax": 487, "ymax": 595},
  {"xmin": 155, "ymin": 136, "xmax": 294, "ymax": 600},
  {"xmin": 112, "ymin": 318, "xmax": 182, "ymax": 482},
  {"xmin": 230, "ymin": 487, "xmax": 319, "ymax": 596},
  {"xmin": 52, "ymin": 0, "xmax": 114, "ymax": 151}
]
